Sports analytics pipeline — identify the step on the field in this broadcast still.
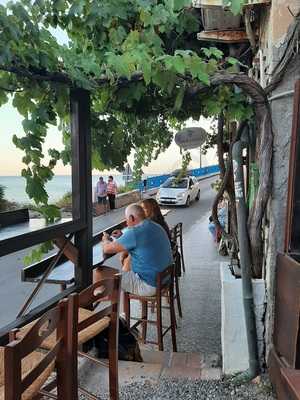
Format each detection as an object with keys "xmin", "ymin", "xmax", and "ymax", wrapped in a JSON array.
[
  {"xmin": 141, "ymin": 349, "xmax": 222, "ymax": 380},
  {"xmin": 78, "ymin": 350, "xmax": 222, "ymax": 398}
]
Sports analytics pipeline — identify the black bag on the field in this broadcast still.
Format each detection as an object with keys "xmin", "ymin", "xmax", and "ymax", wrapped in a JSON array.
[{"xmin": 94, "ymin": 317, "xmax": 143, "ymax": 362}]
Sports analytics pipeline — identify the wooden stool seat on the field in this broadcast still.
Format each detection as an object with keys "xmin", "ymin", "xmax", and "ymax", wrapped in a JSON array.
[
  {"xmin": 16, "ymin": 309, "xmax": 111, "ymax": 349},
  {"xmin": 127, "ymin": 290, "xmax": 168, "ymax": 303},
  {"xmin": 77, "ymin": 309, "xmax": 111, "ymax": 345},
  {"xmin": 0, "ymin": 348, "xmax": 55, "ymax": 400}
]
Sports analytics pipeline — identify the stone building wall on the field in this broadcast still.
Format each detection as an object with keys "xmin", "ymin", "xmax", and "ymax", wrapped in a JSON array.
[{"xmin": 253, "ymin": 0, "xmax": 300, "ymax": 356}]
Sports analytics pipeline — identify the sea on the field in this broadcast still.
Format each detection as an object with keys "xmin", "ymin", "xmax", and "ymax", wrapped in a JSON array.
[{"xmin": 0, "ymin": 175, "xmax": 127, "ymax": 204}]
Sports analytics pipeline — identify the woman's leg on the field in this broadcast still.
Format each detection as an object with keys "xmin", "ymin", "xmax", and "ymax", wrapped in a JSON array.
[
  {"xmin": 108, "ymin": 194, "xmax": 114, "ymax": 210},
  {"xmin": 111, "ymin": 194, "xmax": 116, "ymax": 210}
]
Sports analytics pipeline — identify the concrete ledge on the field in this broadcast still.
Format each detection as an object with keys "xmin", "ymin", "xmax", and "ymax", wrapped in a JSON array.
[{"xmin": 220, "ymin": 262, "xmax": 266, "ymax": 375}]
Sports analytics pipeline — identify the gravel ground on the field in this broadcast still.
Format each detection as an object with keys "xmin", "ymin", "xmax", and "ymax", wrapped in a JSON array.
[{"xmin": 80, "ymin": 375, "xmax": 275, "ymax": 400}]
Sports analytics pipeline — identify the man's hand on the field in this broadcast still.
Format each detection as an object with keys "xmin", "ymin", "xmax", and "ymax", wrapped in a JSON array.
[
  {"xmin": 102, "ymin": 233, "xmax": 126, "ymax": 255},
  {"xmin": 102, "ymin": 232, "xmax": 111, "ymax": 242}
]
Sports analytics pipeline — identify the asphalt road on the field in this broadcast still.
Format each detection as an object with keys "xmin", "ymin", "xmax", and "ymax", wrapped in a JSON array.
[{"xmin": 0, "ymin": 176, "xmax": 220, "ymax": 334}]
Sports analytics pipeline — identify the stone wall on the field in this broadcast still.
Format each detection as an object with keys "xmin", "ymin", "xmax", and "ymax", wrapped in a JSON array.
[
  {"xmin": 264, "ymin": 56, "xmax": 300, "ymax": 355},
  {"xmin": 255, "ymin": 0, "xmax": 300, "ymax": 357}
]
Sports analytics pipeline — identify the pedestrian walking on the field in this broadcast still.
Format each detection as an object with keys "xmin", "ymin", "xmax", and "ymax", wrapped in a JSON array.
[
  {"xmin": 107, "ymin": 175, "xmax": 117, "ymax": 210},
  {"xmin": 95, "ymin": 176, "xmax": 108, "ymax": 214}
]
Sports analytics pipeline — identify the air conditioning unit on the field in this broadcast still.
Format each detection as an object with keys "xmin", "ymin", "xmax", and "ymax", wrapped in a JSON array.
[{"xmin": 192, "ymin": 0, "xmax": 270, "ymax": 7}]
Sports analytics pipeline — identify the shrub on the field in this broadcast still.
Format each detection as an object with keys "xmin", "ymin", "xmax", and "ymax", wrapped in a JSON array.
[
  {"xmin": 55, "ymin": 191, "xmax": 72, "ymax": 209},
  {"xmin": 118, "ymin": 183, "xmax": 136, "ymax": 194},
  {"xmin": 0, "ymin": 185, "xmax": 6, "ymax": 211}
]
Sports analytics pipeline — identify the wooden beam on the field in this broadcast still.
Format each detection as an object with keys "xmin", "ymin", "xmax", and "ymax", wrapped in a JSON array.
[
  {"xmin": 197, "ymin": 30, "xmax": 249, "ymax": 43},
  {"xmin": 70, "ymin": 89, "xmax": 93, "ymax": 290},
  {"xmin": 0, "ymin": 220, "xmax": 85, "ymax": 257}
]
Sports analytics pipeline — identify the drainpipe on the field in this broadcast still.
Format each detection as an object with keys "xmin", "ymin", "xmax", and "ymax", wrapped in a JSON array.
[{"xmin": 232, "ymin": 139, "xmax": 260, "ymax": 379}]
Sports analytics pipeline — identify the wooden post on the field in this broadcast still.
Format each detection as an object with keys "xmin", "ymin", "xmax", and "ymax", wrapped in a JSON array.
[
  {"xmin": 285, "ymin": 81, "xmax": 300, "ymax": 253},
  {"xmin": 70, "ymin": 89, "xmax": 93, "ymax": 290}
]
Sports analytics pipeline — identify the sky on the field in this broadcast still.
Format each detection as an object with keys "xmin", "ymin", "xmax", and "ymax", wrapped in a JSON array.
[
  {"xmin": 0, "ymin": 101, "xmax": 217, "ymax": 176},
  {"xmin": 0, "ymin": 0, "xmax": 218, "ymax": 176}
]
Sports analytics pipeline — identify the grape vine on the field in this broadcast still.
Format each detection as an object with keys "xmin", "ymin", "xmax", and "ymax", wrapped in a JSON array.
[{"xmin": 0, "ymin": 0, "xmax": 265, "ymax": 269}]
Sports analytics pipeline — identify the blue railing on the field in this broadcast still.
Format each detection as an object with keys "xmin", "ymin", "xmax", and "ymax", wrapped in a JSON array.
[{"xmin": 136, "ymin": 164, "xmax": 220, "ymax": 190}]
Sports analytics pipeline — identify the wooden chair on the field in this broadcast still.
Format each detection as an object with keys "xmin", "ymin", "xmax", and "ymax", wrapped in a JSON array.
[
  {"xmin": 0, "ymin": 294, "xmax": 78, "ymax": 400},
  {"xmin": 123, "ymin": 265, "xmax": 177, "ymax": 352},
  {"xmin": 16, "ymin": 274, "xmax": 121, "ymax": 400},
  {"xmin": 77, "ymin": 274, "xmax": 121, "ymax": 400},
  {"xmin": 170, "ymin": 223, "xmax": 185, "ymax": 273}
]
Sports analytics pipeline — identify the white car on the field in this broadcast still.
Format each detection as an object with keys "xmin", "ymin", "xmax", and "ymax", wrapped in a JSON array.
[{"xmin": 156, "ymin": 176, "xmax": 200, "ymax": 207}]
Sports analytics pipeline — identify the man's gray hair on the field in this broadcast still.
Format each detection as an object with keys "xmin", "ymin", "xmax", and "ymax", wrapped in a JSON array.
[{"xmin": 125, "ymin": 204, "xmax": 145, "ymax": 220}]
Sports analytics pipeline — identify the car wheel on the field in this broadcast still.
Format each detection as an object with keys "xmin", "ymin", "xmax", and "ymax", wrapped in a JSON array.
[
  {"xmin": 195, "ymin": 191, "xmax": 200, "ymax": 201},
  {"xmin": 185, "ymin": 196, "xmax": 190, "ymax": 207}
]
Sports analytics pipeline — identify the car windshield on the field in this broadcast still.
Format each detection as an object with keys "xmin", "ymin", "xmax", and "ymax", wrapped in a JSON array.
[{"xmin": 162, "ymin": 178, "xmax": 188, "ymax": 189}]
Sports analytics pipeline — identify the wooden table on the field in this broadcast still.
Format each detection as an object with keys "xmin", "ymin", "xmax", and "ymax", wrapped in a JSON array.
[
  {"xmin": 19, "ymin": 209, "xmax": 173, "ymax": 316},
  {"xmin": 26, "ymin": 242, "xmax": 107, "ymax": 287}
]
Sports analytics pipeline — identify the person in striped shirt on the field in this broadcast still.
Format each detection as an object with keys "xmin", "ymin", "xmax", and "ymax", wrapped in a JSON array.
[{"xmin": 107, "ymin": 175, "xmax": 117, "ymax": 210}]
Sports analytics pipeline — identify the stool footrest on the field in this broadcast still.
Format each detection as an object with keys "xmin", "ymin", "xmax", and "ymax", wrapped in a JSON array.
[{"xmin": 162, "ymin": 326, "xmax": 172, "ymax": 337}]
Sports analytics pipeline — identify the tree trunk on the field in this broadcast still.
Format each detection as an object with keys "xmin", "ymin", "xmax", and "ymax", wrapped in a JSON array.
[{"xmin": 188, "ymin": 73, "xmax": 272, "ymax": 278}]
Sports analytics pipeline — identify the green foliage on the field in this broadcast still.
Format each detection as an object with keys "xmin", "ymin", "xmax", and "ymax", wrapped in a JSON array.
[
  {"xmin": 117, "ymin": 183, "xmax": 136, "ymax": 194},
  {"xmin": 0, "ymin": 184, "xmax": 6, "ymax": 211},
  {"xmin": 175, "ymin": 151, "xmax": 192, "ymax": 182},
  {"xmin": 23, "ymin": 240, "xmax": 54, "ymax": 266},
  {"xmin": 224, "ymin": 0, "xmax": 247, "ymax": 15},
  {"xmin": 56, "ymin": 191, "xmax": 72, "ymax": 209},
  {"xmin": 211, "ymin": 179, "xmax": 222, "ymax": 192},
  {"xmin": 0, "ymin": 0, "xmax": 253, "ymax": 264}
]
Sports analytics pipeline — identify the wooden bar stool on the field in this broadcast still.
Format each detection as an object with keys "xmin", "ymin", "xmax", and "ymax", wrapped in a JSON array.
[
  {"xmin": 172, "ymin": 243, "xmax": 183, "ymax": 318},
  {"xmin": 123, "ymin": 265, "xmax": 177, "ymax": 352},
  {"xmin": 171, "ymin": 223, "xmax": 185, "ymax": 273},
  {"xmin": 0, "ymin": 294, "xmax": 78, "ymax": 400}
]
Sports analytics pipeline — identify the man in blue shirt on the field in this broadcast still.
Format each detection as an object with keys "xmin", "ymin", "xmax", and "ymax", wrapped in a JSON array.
[{"xmin": 102, "ymin": 204, "xmax": 173, "ymax": 296}]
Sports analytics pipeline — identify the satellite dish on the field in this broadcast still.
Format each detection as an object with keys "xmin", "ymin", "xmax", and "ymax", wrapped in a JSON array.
[{"xmin": 175, "ymin": 127, "xmax": 207, "ymax": 150}]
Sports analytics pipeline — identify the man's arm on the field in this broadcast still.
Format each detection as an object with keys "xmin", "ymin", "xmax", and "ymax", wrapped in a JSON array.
[{"xmin": 102, "ymin": 232, "xmax": 126, "ymax": 254}]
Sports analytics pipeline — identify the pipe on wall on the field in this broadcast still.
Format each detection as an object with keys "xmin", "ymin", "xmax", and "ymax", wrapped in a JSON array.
[{"xmin": 232, "ymin": 139, "xmax": 260, "ymax": 379}]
